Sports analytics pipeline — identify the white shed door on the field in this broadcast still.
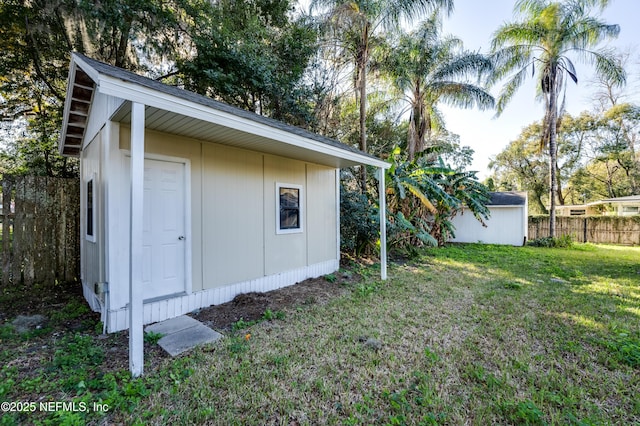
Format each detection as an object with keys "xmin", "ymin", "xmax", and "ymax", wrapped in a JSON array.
[{"xmin": 142, "ymin": 159, "xmax": 186, "ymax": 300}]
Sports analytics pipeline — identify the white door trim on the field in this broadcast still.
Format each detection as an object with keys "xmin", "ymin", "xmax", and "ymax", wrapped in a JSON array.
[{"xmin": 124, "ymin": 151, "xmax": 192, "ymax": 298}]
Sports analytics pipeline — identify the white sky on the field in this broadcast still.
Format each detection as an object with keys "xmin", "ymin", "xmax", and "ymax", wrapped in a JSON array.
[{"xmin": 439, "ymin": 0, "xmax": 640, "ymax": 177}]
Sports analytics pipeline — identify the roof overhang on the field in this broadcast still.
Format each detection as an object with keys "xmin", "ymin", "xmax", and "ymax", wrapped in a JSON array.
[
  {"xmin": 59, "ymin": 54, "xmax": 389, "ymax": 170},
  {"xmin": 59, "ymin": 63, "xmax": 96, "ymax": 157}
]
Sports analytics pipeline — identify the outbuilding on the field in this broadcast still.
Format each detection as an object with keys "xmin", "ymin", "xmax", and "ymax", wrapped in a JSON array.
[
  {"xmin": 59, "ymin": 53, "xmax": 389, "ymax": 375},
  {"xmin": 450, "ymin": 191, "xmax": 528, "ymax": 246}
]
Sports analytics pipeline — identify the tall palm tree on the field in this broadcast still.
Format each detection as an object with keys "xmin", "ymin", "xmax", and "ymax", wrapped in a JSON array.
[
  {"xmin": 311, "ymin": 0, "xmax": 453, "ymax": 190},
  {"xmin": 381, "ymin": 13, "xmax": 494, "ymax": 160},
  {"xmin": 490, "ymin": 0, "xmax": 625, "ymax": 237}
]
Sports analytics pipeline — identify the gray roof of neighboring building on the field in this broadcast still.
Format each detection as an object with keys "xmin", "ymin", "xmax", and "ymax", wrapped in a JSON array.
[{"xmin": 488, "ymin": 191, "xmax": 527, "ymax": 206}]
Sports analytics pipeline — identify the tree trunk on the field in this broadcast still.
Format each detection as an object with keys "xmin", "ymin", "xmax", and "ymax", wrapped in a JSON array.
[
  {"xmin": 548, "ymin": 74, "xmax": 558, "ymax": 238},
  {"xmin": 357, "ymin": 28, "xmax": 369, "ymax": 193},
  {"xmin": 359, "ymin": 60, "xmax": 367, "ymax": 192},
  {"xmin": 356, "ymin": 23, "xmax": 369, "ymax": 194}
]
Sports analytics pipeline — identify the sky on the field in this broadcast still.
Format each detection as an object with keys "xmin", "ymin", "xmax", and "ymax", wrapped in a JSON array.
[{"xmin": 439, "ymin": 0, "xmax": 640, "ymax": 178}]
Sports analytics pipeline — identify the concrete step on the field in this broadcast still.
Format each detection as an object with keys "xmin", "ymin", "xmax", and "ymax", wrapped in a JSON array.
[{"xmin": 145, "ymin": 315, "xmax": 223, "ymax": 357}]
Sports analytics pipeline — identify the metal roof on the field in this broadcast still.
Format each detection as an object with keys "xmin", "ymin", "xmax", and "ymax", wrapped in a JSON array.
[{"xmin": 59, "ymin": 53, "xmax": 389, "ymax": 169}]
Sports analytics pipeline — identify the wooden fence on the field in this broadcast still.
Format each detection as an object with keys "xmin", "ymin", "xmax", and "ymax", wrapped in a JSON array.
[
  {"xmin": 1, "ymin": 176, "xmax": 80, "ymax": 286},
  {"xmin": 529, "ymin": 216, "xmax": 640, "ymax": 245}
]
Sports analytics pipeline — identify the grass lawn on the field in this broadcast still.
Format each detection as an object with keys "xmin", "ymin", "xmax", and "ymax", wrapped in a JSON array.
[{"xmin": 2, "ymin": 243, "xmax": 639, "ymax": 425}]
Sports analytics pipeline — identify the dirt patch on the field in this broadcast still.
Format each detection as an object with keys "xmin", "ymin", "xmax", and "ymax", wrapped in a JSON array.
[
  {"xmin": 192, "ymin": 270, "xmax": 357, "ymax": 332},
  {"xmin": 1, "ymin": 267, "xmax": 360, "ymax": 387}
]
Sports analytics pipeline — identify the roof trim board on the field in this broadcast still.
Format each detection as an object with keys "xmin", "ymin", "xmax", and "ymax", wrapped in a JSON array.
[{"xmin": 59, "ymin": 53, "xmax": 389, "ymax": 169}]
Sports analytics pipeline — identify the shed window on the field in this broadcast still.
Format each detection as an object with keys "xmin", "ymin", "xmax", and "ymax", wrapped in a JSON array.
[
  {"xmin": 622, "ymin": 206, "xmax": 639, "ymax": 214},
  {"xmin": 570, "ymin": 209, "xmax": 586, "ymax": 216},
  {"xmin": 86, "ymin": 178, "xmax": 95, "ymax": 241},
  {"xmin": 276, "ymin": 183, "xmax": 303, "ymax": 234}
]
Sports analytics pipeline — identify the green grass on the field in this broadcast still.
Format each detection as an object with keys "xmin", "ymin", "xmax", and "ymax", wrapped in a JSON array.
[
  {"xmin": 3, "ymin": 243, "xmax": 639, "ymax": 425},
  {"xmin": 113, "ymin": 243, "xmax": 639, "ymax": 425}
]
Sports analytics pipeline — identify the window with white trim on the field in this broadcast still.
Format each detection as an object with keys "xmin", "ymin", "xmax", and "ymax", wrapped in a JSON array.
[
  {"xmin": 276, "ymin": 183, "xmax": 303, "ymax": 234},
  {"xmin": 86, "ymin": 177, "xmax": 96, "ymax": 241}
]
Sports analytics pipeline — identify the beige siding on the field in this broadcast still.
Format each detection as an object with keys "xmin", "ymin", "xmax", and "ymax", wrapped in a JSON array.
[
  {"xmin": 120, "ymin": 127, "xmax": 204, "ymax": 292},
  {"xmin": 264, "ymin": 155, "xmax": 307, "ymax": 275},
  {"xmin": 202, "ymin": 143, "xmax": 264, "ymax": 288},
  {"xmin": 306, "ymin": 164, "xmax": 338, "ymax": 264},
  {"xmin": 115, "ymin": 127, "xmax": 339, "ymax": 295}
]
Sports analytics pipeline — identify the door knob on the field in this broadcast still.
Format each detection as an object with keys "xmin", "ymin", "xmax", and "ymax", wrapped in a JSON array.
[{"xmin": 178, "ymin": 236, "xmax": 185, "ymax": 240}]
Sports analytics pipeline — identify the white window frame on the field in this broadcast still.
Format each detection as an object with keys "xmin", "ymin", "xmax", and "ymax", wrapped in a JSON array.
[
  {"xmin": 276, "ymin": 182, "xmax": 304, "ymax": 234},
  {"xmin": 86, "ymin": 174, "xmax": 96, "ymax": 242}
]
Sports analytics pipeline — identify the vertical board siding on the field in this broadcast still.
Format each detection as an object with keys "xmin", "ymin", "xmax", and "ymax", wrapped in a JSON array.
[
  {"xmin": 202, "ymin": 143, "xmax": 264, "ymax": 289},
  {"xmin": 306, "ymin": 164, "xmax": 338, "ymax": 264},
  {"xmin": 0, "ymin": 176, "xmax": 80, "ymax": 286},
  {"xmin": 107, "ymin": 259, "xmax": 338, "ymax": 332},
  {"xmin": 528, "ymin": 216, "xmax": 640, "ymax": 244},
  {"xmin": 450, "ymin": 207, "xmax": 527, "ymax": 246}
]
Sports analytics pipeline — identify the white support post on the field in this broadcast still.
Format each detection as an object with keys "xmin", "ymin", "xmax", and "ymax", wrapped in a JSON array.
[
  {"xmin": 379, "ymin": 167, "xmax": 387, "ymax": 280},
  {"xmin": 129, "ymin": 102, "xmax": 145, "ymax": 377}
]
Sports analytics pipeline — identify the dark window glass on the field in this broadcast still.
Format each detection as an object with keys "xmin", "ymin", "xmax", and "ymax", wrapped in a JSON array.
[
  {"xmin": 279, "ymin": 187, "xmax": 299, "ymax": 229},
  {"xmin": 87, "ymin": 180, "xmax": 94, "ymax": 237}
]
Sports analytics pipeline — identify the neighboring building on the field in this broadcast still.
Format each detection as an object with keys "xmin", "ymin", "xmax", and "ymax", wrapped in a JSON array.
[
  {"xmin": 450, "ymin": 191, "xmax": 528, "ymax": 246},
  {"xmin": 58, "ymin": 53, "xmax": 390, "ymax": 342},
  {"xmin": 555, "ymin": 195, "xmax": 640, "ymax": 217}
]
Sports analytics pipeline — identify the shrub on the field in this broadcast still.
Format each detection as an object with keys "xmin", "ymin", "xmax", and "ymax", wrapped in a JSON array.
[
  {"xmin": 527, "ymin": 234, "xmax": 573, "ymax": 248},
  {"xmin": 340, "ymin": 181, "xmax": 380, "ymax": 255}
]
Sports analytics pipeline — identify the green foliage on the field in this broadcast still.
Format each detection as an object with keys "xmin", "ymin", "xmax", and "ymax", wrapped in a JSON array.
[
  {"xmin": 50, "ymin": 299, "xmax": 91, "ymax": 323},
  {"xmin": 499, "ymin": 399, "xmax": 546, "ymax": 425},
  {"xmin": 53, "ymin": 334, "xmax": 105, "ymax": 370},
  {"xmin": 0, "ymin": 0, "xmax": 192, "ymax": 177},
  {"xmin": 599, "ymin": 330, "xmax": 640, "ymax": 368},
  {"xmin": 177, "ymin": 0, "xmax": 317, "ymax": 125},
  {"xmin": 490, "ymin": 0, "xmax": 625, "ymax": 234},
  {"xmin": 356, "ymin": 281, "xmax": 382, "ymax": 297},
  {"xmin": 144, "ymin": 331, "xmax": 164, "ymax": 345},
  {"xmin": 528, "ymin": 235, "xmax": 573, "ymax": 248},
  {"xmin": 262, "ymin": 309, "xmax": 285, "ymax": 321},
  {"xmin": 324, "ymin": 273, "xmax": 337, "ymax": 283},
  {"xmin": 386, "ymin": 147, "xmax": 490, "ymax": 247},
  {"xmin": 231, "ymin": 318, "xmax": 259, "ymax": 332},
  {"xmin": 377, "ymin": 12, "xmax": 494, "ymax": 160},
  {"xmin": 340, "ymin": 180, "xmax": 380, "ymax": 255}
]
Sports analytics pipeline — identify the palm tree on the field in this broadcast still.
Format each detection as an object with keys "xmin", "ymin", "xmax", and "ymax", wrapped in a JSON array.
[
  {"xmin": 311, "ymin": 0, "xmax": 453, "ymax": 190},
  {"xmin": 381, "ymin": 13, "xmax": 495, "ymax": 160},
  {"xmin": 490, "ymin": 0, "xmax": 625, "ymax": 237}
]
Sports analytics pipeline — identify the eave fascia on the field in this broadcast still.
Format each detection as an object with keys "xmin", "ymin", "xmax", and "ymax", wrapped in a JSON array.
[
  {"xmin": 95, "ymin": 75, "xmax": 390, "ymax": 169},
  {"xmin": 58, "ymin": 61, "xmax": 78, "ymax": 155}
]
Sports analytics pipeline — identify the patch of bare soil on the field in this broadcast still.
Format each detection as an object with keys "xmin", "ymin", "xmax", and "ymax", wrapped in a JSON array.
[
  {"xmin": 191, "ymin": 269, "xmax": 358, "ymax": 332},
  {"xmin": 2, "ymin": 266, "xmax": 360, "ymax": 391}
]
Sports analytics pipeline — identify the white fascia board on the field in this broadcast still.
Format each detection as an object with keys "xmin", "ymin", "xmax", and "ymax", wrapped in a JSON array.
[
  {"xmin": 96, "ymin": 76, "xmax": 390, "ymax": 169},
  {"xmin": 58, "ymin": 64, "xmax": 77, "ymax": 155},
  {"xmin": 72, "ymin": 54, "xmax": 102, "ymax": 83}
]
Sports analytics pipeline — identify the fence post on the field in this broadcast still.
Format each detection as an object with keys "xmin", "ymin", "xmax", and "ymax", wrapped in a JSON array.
[
  {"xmin": 583, "ymin": 217, "xmax": 588, "ymax": 243},
  {"xmin": 2, "ymin": 177, "xmax": 14, "ymax": 287}
]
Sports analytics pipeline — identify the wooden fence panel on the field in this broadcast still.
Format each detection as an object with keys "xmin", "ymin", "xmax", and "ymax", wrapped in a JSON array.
[
  {"xmin": 529, "ymin": 216, "xmax": 640, "ymax": 245},
  {"xmin": 0, "ymin": 176, "xmax": 80, "ymax": 286}
]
